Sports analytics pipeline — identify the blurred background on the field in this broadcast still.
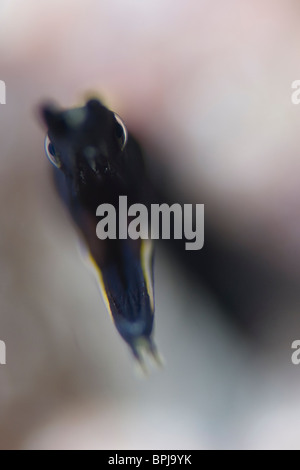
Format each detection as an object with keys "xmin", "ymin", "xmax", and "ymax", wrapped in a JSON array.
[{"xmin": 1, "ymin": 0, "xmax": 300, "ymax": 450}]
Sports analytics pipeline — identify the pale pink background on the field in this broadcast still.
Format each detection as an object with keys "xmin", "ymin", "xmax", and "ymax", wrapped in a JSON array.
[{"xmin": 1, "ymin": 0, "xmax": 300, "ymax": 449}]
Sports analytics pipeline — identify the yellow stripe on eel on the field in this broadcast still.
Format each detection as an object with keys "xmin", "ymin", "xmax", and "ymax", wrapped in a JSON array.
[
  {"xmin": 88, "ymin": 254, "xmax": 114, "ymax": 322},
  {"xmin": 140, "ymin": 240, "xmax": 154, "ymax": 311}
]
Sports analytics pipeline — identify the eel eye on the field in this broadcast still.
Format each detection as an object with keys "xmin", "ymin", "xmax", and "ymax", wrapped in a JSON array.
[
  {"xmin": 44, "ymin": 135, "xmax": 61, "ymax": 168},
  {"xmin": 114, "ymin": 113, "xmax": 128, "ymax": 151}
]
